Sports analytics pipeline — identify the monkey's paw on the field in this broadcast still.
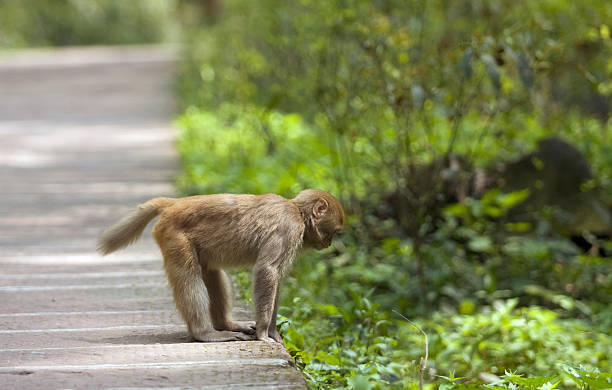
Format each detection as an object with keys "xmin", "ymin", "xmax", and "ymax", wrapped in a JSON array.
[
  {"xmin": 257, "ymin": 335, "xmax": 277, "ymax": 343},
  {"xmin": 223, "ymin": 321, "xmax": 256, "ymax": 335},
  {"xmin": 269, "ymin": 330, "xmax": 284, "ymax": 344},
  {"xmin": 193, "ymin": 330, "xmax": 256, "ymax": 342}
]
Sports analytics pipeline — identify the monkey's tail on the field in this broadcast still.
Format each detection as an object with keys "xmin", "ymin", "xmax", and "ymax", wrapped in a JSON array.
[{"xmin": 97, "ymin": 197, "xmax": 174, "ymax": 255}]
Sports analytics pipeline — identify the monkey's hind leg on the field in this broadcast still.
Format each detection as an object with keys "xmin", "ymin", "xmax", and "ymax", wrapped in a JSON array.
[
  {"xmin": 158, "ymin": 234, "xmax": 254, "ymax": 342},
  {"xmin": 202, "ymin": 268, "xmax": 256, "ymax": 335}
]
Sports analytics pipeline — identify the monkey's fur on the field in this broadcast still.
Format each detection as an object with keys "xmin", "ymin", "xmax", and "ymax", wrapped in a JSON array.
[{"xmin": 98, "ymin": 189, "xmax": 344, "ymax": 343}]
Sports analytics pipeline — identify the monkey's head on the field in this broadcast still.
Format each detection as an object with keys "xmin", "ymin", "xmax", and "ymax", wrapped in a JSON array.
[{"xmin": 293, "ymin": 189, "xmax": 344, "ymax": 250}]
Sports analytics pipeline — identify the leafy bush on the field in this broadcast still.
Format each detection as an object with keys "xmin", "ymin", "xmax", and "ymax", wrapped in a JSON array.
[
  {"xmin": 176, "ymin": 104, "xmax": 337, "ymax": 197},
  {"xmin": 406, "ymin": 300, "xmax": 611, "ymax": 377},
  {"xmin": 441, "ymin": 365, "xmax": 612, "ymax": 390},
  {"xmin": 275, "ymin": 294, "xmax": 611, "ymax": 388}
]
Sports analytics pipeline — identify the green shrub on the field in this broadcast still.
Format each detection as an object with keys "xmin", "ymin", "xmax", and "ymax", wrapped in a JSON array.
[
  {"xmin": 176, "ymin": 103, "xmax": 338, "ymax": 197},
  {"xmin": 405, "ymin": 300, "xmax": 611, "ymax": 377},
  {"xmin": 276, "ymin": 295, "xmax": 611, "ymax": 388}
]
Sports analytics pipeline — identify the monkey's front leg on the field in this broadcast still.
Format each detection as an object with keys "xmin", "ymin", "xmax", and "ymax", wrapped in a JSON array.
[
  {"xmin": 253, "ymin": 263, "xmax": 280, "ymax": 343},
  {"xmin": 268, "ymin": 288, "xmax": 283, "ymax": 343}
]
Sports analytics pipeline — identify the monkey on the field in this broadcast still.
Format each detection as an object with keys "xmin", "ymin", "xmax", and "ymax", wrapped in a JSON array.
[{"xmin": 97, "ymin": 189, "xmax": 344, "ymax": 343}]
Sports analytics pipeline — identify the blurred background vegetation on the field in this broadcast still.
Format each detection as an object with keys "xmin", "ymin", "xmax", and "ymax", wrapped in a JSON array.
[
  {"xmin": 2, "ymin": 0, "xmax": 610, "ymax": 388},
  {"xmin": 0, "ymin": 0, "xmax": 178, "ymax": 48}
]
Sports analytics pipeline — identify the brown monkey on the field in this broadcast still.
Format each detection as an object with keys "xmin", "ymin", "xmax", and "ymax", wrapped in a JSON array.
[{"xmin": 97, "ymin": 189, "xmax": 344, "ymax": 343}]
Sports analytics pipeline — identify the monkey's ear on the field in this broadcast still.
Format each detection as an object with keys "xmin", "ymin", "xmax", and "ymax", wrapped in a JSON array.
[{"xmin": 313, "ymin": 198, "xmax": 329, "ymax": 219}]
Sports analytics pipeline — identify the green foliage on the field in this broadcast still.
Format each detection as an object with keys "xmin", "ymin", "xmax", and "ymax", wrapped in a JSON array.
[
  {"xmin": 439, "ymin": 366, "xmax": 612, "ymax": 390},
  {"xmin": 272, "ymin": 290, "xmax": 612, "ymax": 388},
  {"xmin": 179, "ymin": 0, "xmax": 612, "ymax": 178},
  {"xmin": 278, "ymin": 292, "xmax": 412, "ymax": 389},
  {"xmin": 562, "ymin": 363, "xmax": 612, "ymax": 390},
  {"xmin": 0, "ymin": 0, "xmax": 177, "ymax": 48},
  {"xmin": 176, "ymin": 0, "xmax": 612, "ymax": 388},
  {"xmin": 401, "ymin": 300, "xmax": 611, "ymax": 377},
  {"xmin": 486, "ymin": 371, "xmax": 560, "ymax": 390},
  {"xmin": 176, "ymin": 104, "xmax": 338, "ymax": 197}
]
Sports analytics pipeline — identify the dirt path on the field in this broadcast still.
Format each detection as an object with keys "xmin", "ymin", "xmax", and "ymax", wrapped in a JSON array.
[{"xmin": 0, "ymin": 45, "xmax": 305, "ymax": 389}]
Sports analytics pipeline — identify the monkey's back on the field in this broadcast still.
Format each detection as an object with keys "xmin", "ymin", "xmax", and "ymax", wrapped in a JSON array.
[{"xmin": 153, "ymin": 193, "xmax": 305, "ymax": 268}]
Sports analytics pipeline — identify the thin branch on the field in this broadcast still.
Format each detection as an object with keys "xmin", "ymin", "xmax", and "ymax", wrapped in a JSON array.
[{"xmin": 393, "ymin": 310, "xmax": 429, "ymax": 390}]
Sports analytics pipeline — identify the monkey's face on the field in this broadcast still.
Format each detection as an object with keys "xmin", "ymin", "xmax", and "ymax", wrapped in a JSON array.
[
  {"xmin": 316, "ymin": 214, "xmax": 344, "ymax": 249},
  {"xmin": 314, "ymin": 226, "xmax": 342, "ymax": 249},
  {"xmin": 308, "ymin": 196, "xmax": 344, "ymax": 250}
]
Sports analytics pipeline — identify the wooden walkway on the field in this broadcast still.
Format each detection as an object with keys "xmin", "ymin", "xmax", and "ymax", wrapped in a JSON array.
[{"xmin": 0, "ymin": 45, "xmax": 305, "ymax": 389}]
